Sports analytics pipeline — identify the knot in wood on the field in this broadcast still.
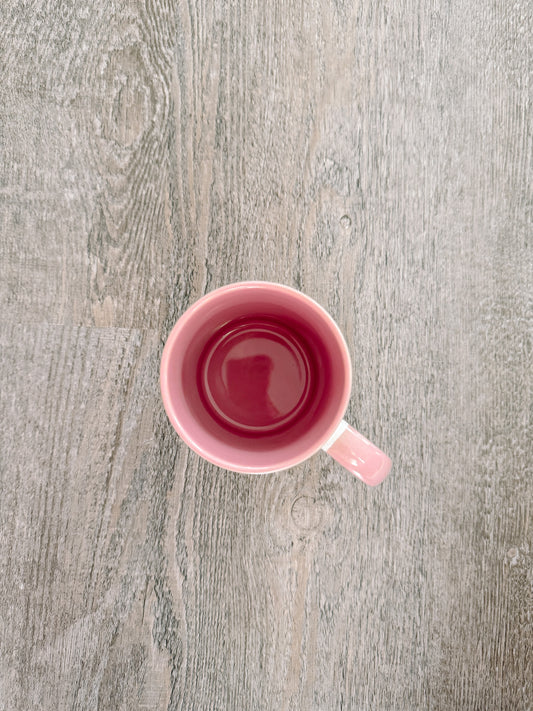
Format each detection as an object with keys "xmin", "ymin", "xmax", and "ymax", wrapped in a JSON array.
[{"xmin": 290, "ymin": 495, "xmax": 326, "ymax": 532}]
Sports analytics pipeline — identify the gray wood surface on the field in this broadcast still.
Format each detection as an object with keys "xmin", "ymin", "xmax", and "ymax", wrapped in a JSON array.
[{"xmin": 1, "ymin": 0, "xmax": 531, "ymax": 709}]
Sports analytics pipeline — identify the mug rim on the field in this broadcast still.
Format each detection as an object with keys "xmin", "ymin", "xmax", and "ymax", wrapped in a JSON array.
[{"xmin": 160, "ymin": 281, "xmax": 352, "ymax": 473}]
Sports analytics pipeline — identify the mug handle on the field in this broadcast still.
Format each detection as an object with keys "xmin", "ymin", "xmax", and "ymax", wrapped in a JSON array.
[{"xmin": 322, "ymin": 420, "xmax": 391, "ymax": 486}]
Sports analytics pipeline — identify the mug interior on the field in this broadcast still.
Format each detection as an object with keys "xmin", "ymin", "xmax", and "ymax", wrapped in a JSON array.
[{"xmin": 160, "ymin": 283, "xmax": 351, "ymax": 472}]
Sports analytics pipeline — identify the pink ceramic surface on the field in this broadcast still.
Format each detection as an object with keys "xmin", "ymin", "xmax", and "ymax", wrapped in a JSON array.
[{"xmin": 160, "ymin": 281, "xmax": 391, "ymax": 485}]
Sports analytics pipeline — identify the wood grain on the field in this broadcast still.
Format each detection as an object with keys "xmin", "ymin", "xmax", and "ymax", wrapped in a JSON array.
[{"xmin": 1, "ymin": 0, "xmax": 531, "ymax": 709}]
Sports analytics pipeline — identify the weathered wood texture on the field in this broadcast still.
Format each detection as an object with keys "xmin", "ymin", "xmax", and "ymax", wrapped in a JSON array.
[{"xmin": 1, "ymin": 0, "xmax": 531, "ymax": 709}]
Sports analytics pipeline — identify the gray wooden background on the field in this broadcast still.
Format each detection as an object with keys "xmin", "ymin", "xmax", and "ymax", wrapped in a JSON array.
[{"xmin": 1, "ymin": 1, "xmax": 531, "ymax": 709}]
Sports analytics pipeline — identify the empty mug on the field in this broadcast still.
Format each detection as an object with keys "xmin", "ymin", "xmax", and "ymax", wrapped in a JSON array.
[{"xmin": 160, "ymin": 281, "xmax": 391, "ymax": 485}]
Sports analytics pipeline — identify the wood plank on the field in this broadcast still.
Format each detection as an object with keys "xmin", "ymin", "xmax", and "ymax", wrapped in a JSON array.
[
  {"xmin": 0, "ymin": 1, "xmax": 177, "ymax": 328},
  {"xmin": 0, "ymin": 324, "xmax": 178, "ymax": 709}
]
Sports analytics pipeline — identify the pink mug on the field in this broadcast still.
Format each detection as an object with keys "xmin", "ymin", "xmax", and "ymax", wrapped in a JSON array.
[{"xmin": 160, "ymin": 282, "xmax": 391, "ymax": 486}]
